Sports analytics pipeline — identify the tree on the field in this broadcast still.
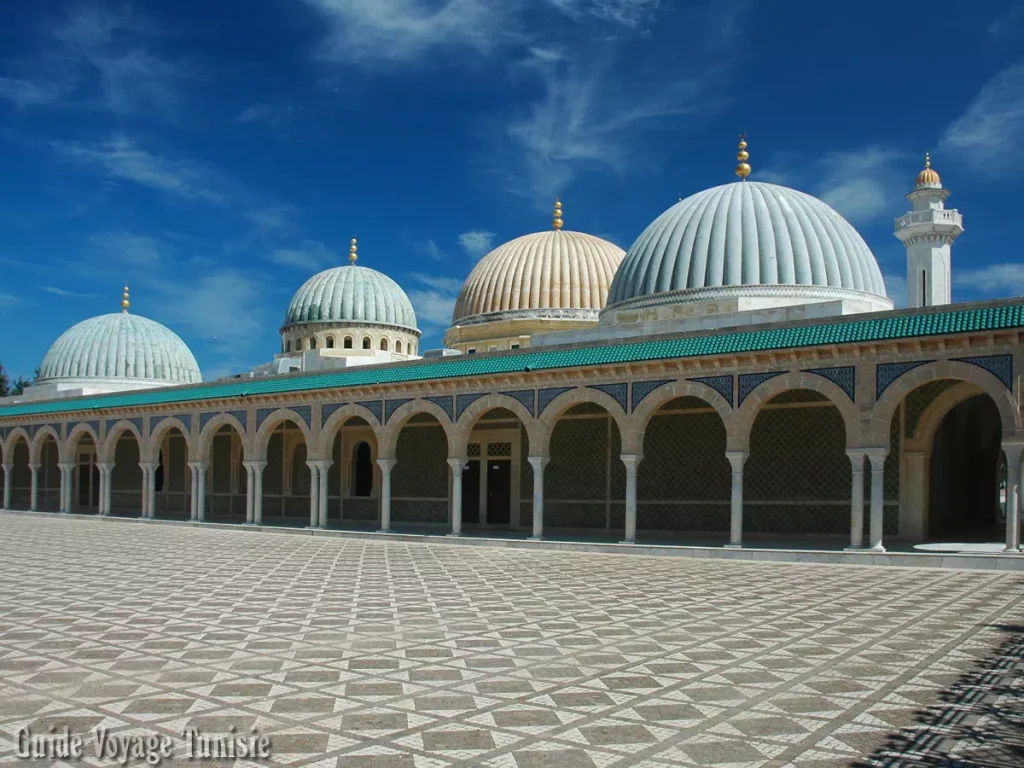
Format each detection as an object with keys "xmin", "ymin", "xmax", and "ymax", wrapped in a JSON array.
[
  {"xmin": 0, "ymin": 362, "xmax": 8, "ymax": 398},
  {"xmin": 11, "ymin": 376, "xmax": 31, "ymax": 396}
]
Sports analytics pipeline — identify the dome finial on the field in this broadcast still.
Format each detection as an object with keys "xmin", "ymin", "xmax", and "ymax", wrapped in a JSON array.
[
  {"xmin": 121, "ymin": 284, "xmax": 130, "ymax": 313},
  {"xmin": 735, "ymin": 132, "xmax": 751, "ymax": 180},
  {"xmin": 553, "ymin": 197, "xmax": 563, "ymax": 230},
  {"xmin": 915, "ymin": 152, "xmax": 941, "ymax": 187},
  {"xmin": 349, "ymin": 237, "xmax": 358, "ymax": 265}
]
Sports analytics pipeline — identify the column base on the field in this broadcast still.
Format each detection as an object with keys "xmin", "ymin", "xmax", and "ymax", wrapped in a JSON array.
[
  {"xmin": 528, "ymin": 535, "xmax": 544, "ymax": 541},
  {"xmin": 1002, "ymin": 546, "xmax": 1022, "ymax": 554},
  {"xmin": 446, "ymin": 533, "xmax": 463, "ymax": 538},
  {"xmin": 843, "ymin": 546, "xmax": 866, "ymax": 552},
  {"xmin": 869, "ymin": 545, "xmax": 886, "ymax": 553},
  {"xmin": 724, "ymin": 543, "xmax": 743, "ymax": 549},
  {"xmin": 377, "ymin": 529, "xmax": 391, "ymax": 534},
  {"xmin": 619, "ymin": 539, "xmax": 636, "ymax": 545}
]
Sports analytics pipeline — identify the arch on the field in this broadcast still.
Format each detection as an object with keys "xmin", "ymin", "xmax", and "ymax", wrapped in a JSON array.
[
  {"xmin": 537, "ymin": 387, "xmax": 630, "ymax": 457},
  {"xmin": 30, "ymin": 425, "xmax": 62, "ymax": 465},
  {"xmin": 379, "ymin": 399, "xmax": 457, "ymax": 460},
  {"xmin": 318, "ymin": 403, "xmax": 383, "ymax": 457},
  {"xmin": 145, "ymin": 416, "xmax": 192, "ymax": 463},
  {"xmin": 362, "ymin": 336, "xmax": 372, "ymax": 350},
  {"xmin": 285, "ymin": 340, "xmax": 291, "ymax": 353},
  {"xmin": 380, "ymin": 337, "xmax": 389, "ymax": 351},
  {"xmin": 352, "ymin": 441, "xmax": 374, "ymax": 497},
  {"xmin": 325, "ymin": 335, "xmax": 335, "ymax": 349},
  {"xmin": 344, "ymin": 336, "xmax": 353, "ymax": 349},
  {"xmin": 395, "ymin": 339, "xmax": 403, "ymax": 354},
  {"xmin": 252, "ymin": 408, "xmax": 315, "ymax": 461},
  {"xmin": 736, "ymin": 371, "xmax": 861, "ymax": 449},
  {"xmin": 453, "ymin": 393, "xmax": 542, "ymax": 459},
  {"xmin": 4, "ymin": 427, "xmax": 31, "ymax": 461},
  {"xmin": 196, "ymin": 412, "xmax": 247, "ymax": 464},
  {"xmin": 309, "ymin": 336, "xmax": 318, "ymax": 350},
  {"xmin": 871, "ymin": 360, "xmax": 1020, "ymax": 443},
  {"xmin": 100, "ymin": 420, "xmax": 143, "ymax": 463},
  {"xmin": 65, "ymin": 423, "xmax": 100, "ymax": 462},
  {"xmin": 630, "ymin": 380, "xmax": 735, "ymax": 452}
]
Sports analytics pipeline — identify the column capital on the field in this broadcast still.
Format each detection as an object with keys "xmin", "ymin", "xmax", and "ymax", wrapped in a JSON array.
[
  {"xmin": 620, "ymin": 454, "xmax": 642, "ymax": 472},
  {"xmin": 57, "ymin": 462, "xmax": 73, "ymax": 471},
  {"xmin": 846, "ymin": 448, "xmax": 867, "ymax": 465},
  {"xmin": 243, "ymin": 460, "xmax": 268, "ymax": 469},
  {"xmin": 1001, "ymin": 442, "xmax": 1024, "ymax": 467},
  {"xmin": 447, "ymin": 457, "xmax": 466, "ymax": 473},
  {"xmin": 863, "ymin": 447, "xmax": 888, "ymax": 469},
  {"xmin": 1, "ymin": 463, "xmax": 12, "ymax": 472},
  {"xmin": 187, "ymin": 461, "xmax": 207, "ymax": 471},
  {"xmin": 138, "ymin": 461, "xmax": 159, "ymax": 471},
  {"xmin": 308, "ymin": 459, "xmax": 332, "ymax": 470},
  {"xmin": 725, "ymin": 450, "xmax": 748, "ymax": 471},
  {"xmin": 28, "ymin": 463, "xmax": 41, "ymax": 471},
  {"xmin": 376, "ymin": 458, "xmax": 396, "ymax": 473},
  {"xmin": 97, "ymin": 462, "xmax": 115, "ymax": 472},
  {"xmin": 527, "ymin": 455, "xmax": 550, "ymax": 470}
]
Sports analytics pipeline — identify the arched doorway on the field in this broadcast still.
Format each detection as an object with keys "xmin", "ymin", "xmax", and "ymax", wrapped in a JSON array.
[
  {"xmin": 8, "ymin": 435, "xmax": 31, "ymax": 510},
  {"xmin": 262, "ymin": 419, "xmax": 311, "ymax": 523},
  {"xmin": 638, "ymin": 396, "xmax": 730, "ymax": 539},
  {"xmin": 323, "ymin": 415, "xmax": 380, "ymax": 526},
  {"xmin": 37, "ymin": 434, "xmax": 61, "ymax": 511},
  {"xmin": 459, "ymin": 407, "xmax": 527, "ymax": 529},
  {"xmin": 391, "ymin": 412, "xmax": 449, "ymax": 526},
  {"xmin": 108, "ymin": 429, "xmax": 143, "ymax": 516},
  {"xmin": 67, "ymin": 428, "xmax": 100, "ymax": 512},
  {"xmin": 150, "ymin": 424, "xmax": 190, "ymax": 519},
  {"xmin": 207, "ymin": 423, "xmax": 246, "ymax": 521}
]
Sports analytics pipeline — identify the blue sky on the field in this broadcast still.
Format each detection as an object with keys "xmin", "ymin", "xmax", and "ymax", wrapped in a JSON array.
[{"xmin": 1, "ymin": 1, "xmax": 1022, "ymax": 381}]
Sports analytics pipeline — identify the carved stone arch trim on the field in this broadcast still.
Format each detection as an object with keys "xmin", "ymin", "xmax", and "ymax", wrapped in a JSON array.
[
  {"xmin": 196, "ymin": 412, "xmax": 248, "ymax": 464},
  {"xmin": 30, "ymin": 425, "xmax": 63, "ymax": 464},
  {"xmin": 66, "ymin": 422, "xmax": 101, "ymax": 458},
  {"xmin": 100, "ymin": 419, "xmax": 144, "ymax": 463},
  {"xmin": 871, "ymin": 359, "xmax": 1021, "ymax": 443},
  {"xmin": 252, "ymin": 408, "xmax": 316, "ymax": 461},
  {"xmin": 735, "ymin": 370, "xmax": 862, "ymax": 450},
  {"xmin": 537, "ymin": 386, "xmax": 631, "ymax": 458},
  {"xmin": 4, "ymin": 427, "xmax": 31, "ymax": 461},
  {"xmin": 378, "ymin": 399, "xmax": 457, "ymax": 461},
  {"xmin": 318, "ymin": 403, "xmax": 383, "ymax": 458},
  {"xmin": 629, "ymin": 378, "xmax": 736, "ymax": 455},
  {"xmin": 452, "ymin": 393, "xmax": 542, "ymax": 459},
  {"xmin": 145, "ymin": 416, "xmax": 193, "ymax": 463},
  {"xmin": 904, "ymin": 381, "xmax": 985, "ymax": 451}
]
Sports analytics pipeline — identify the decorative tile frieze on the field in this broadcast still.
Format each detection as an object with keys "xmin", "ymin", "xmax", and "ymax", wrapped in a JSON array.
[
  {"xmin": 690, "ymin": 375, "xmax": 735, "ymax": 408},
  {"xmin": 88, "ymin": 420, "xmax": 100, "ymax": 437},
  {"xmin": 952, "ymin": 354, "xmax": 1013, "ymax": 390},
  {"xmin": 876, "ymin": 361, "xmax": 932, "ymax": 398},
  {"xmin": 456, "ymin": 393, "xmax": 487, "ymax": 420},
  {"xmin": 588, "ymin": 383, "xmax": 628, "ymax": 414},
  {"xmin": 803, "ymin": 366, "xmax": 856, "ymax": 401},
  {"xmin": 631, "ymin": 380, "xmax": 673, "ymax": 412},
  {"xmin": 385, "ymin": 398, "xmax": 414, "ymax": 424},
  {"xmin": 199, "ymin": 412, "xmax": 219, "ymax": 432},
  {"xmin": 500, "ymin": 390, "xmax": 536, "ymax": 417},
  {"xmin": 229, "ymin": 411, "xmax": 248, "ymax": 430},
  {"xmin": 129, "ymin": 417, "xmax": 144, "ymax": 436},
  {"xmin": 738, "ymin": 372, "xmax": 785, "ymax": 405},
  {"xmin": 321, "ymin": 403, "xmax": 343, "ymax": 426},
  {"xmin": 356, "ymin": 400, "xmax": 383, "ymax": 425},
  {"xmin": 291, "ymin": 405, "xmax": 312, "ymax": 429},
  {"xmin": 256, "ymin": 408, "xmax": 275, "ymax": 430},
  {"xmin": 538, "ymin": 387, "xmax": 574, "ymax": 416},
  {"xmin": 425, "ymin": 396, "xmax": 454, "ymax": 422},
  {"xmin": 28, "ymin": 424, "xmax": 42, "ymax": 438}
]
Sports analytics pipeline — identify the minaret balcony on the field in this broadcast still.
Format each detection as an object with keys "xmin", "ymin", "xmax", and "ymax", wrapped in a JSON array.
[{"xmin": 895, "ymin": 208, "xmax": 962, "ymax": 230}]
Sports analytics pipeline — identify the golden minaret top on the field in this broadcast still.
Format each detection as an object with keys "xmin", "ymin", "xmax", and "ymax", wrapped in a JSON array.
[
  {"xmin": 735, "ymin": 133, "xmax": 751, "ymax": 180},
  {"xmin": 553, "ymin": 198, "xmax": 563, "ymax": 230},
  {"xmin": 121, "ymin": 284, "xmax": 130, "ymax": 313},
  {"xmin": 349, "ymin": 237, "xmax": 358, "ymax": 265}
]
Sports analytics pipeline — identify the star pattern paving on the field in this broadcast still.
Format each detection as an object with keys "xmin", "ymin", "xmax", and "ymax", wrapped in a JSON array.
[{"xmin": 0, "ymin": 515, "xmax": 1022, "ymax": 767}]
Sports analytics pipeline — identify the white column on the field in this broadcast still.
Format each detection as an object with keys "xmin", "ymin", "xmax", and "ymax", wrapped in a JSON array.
[
  {"xmin": 725, "ymin": 451, "xmax": 748, "ymax": 547},
  {"xmin": 528, "ymin": 456, "xmax": 548, "ymax": 540},
  {"xmin": 307, "ymin": 461, "xmax": 320, "ymax": 528},
  {"xmin": 2, "ymin": 464, "xmax": 12, "ymax": 510},
  {"xmin": 1002, "ymin": 443, "xmax": 1022, "ymax": 553},
  {"xmin": 56, "ymin": 463, "xmax": 68, "ymax": 513},
  {"xmin": 196, "ymin": 464, "xmax": 207, "ymax": 521},
  {"xmin": 244, "ymin": 463, "xmax": 255, "ymax": 524},
  {"xmin": 316, "ymin": 461, "xmax": 330, "ymax": 529},
  {"xmin": 900, "ymin": 451, "xmax": 930, "ymax": 542},
  {"xmin": 846, "ymin": 449, "xmax": 866, "ymax": 549},
  {"xmin": 188, "ymin": 462, "xmax": 200, "ymax": 520},
  {"xmin": 377, "ymin": 458, "xmax": 394, "ymax": 532},
  {"xmin": 621, "ymin": 454, "xmax": 641, "ymax": 544},
  {"xmin": 139, "ymin": 465, "xmax": 149, "ymax": 518},
  {"xmin": 448, "ymin": 458, "xmax": 464, "ymax": 536},
  {"xmin": 29, "ymin": 463, "xmax": 40, "ymax": 512},
  {"xmin": 866, "ymin": 448, "xmax": 888, "ymax": 551},
  {"xmin": 139, "ymin": 463, "xmax": 157, "ymax": 518},
  {"xmin": 98, "ymin": 462, "xmax": 114, "ymax": 515},
  {"xmin": 250, "ymin": 461, "xmax": 266, "ymax": 525}
]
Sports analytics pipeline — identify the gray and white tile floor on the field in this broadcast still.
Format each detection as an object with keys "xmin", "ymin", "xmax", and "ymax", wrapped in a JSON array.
[{"xmin": 0, "ymin": 515, "xmax": 1022, "ymax": 767}]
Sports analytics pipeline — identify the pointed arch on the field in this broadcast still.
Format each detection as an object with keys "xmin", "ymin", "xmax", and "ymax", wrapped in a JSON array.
[
  {"xmin": 252, "ymin": 408, "xmax": 315, "ymax": 461},
  {"xmin": 196, "ymin": 412, "xmax": 247, "ymax": 464},
  {"xmin": 537, "ymin": 387, "xmax": 630, "ymax": 458},
  {"xmin": 66, "ymin": 422, "xmax": 100, "ymax": 457},
  {"xmin": 452, "ymin": 393, "xmax": 541, "ymax": 459},
  {"xmin": 735, "ymin": 371, "xmax": 861, "ymax": 449},
  {"xmin": 30, "ymin": 425, "xmax": 62, "ymax": 465},
  {"xmin": 100, "ymin": 420, "xmax": 144, "ymax": 463},
  {"xmin": 145, "ymin": 417, "xmax": 192, "ymax": 463},
  {"xmin": 871, "ymin": 359, "xmax": 1020, "ymax": 443},
  {"xmin": 4, "ymin": 427, "xmax": 31, "ymax": 463},
  {"xmin": 629, "ymin": 379, "xmax": 734, "ymax": 454},
  {"xmin": 379, "ymin": 399, "xmax": 457, "ymax": 460},
  {"xmin": 318, "ymin": 403, "xmax": 383, "ymax": 458}
]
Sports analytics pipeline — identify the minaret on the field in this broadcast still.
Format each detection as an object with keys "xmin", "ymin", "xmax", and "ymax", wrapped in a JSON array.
[{"xmin": 894, "ymin": 154, "xmax": 963, "ymax": 308}]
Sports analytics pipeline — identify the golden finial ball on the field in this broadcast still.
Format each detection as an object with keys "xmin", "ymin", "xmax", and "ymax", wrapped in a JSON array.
[
  {"xmin": 737, "ymin": 150, "xmax": 749, "ymax": 162},
  {"xmin": 735, "ymin": 162, "xmax": 751, "ymax": 179}
]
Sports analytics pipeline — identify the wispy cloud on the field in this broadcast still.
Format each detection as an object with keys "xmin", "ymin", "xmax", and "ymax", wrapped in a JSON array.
[
  {"xmin": 458, "ymin": 231, "xmax": 495, "ymax": 260},
  {"xmin": 407, "ymin": 273, "xmax": 464, "ymax": 334},
  {"xmin": 957, "ymin": 263, "xmax": 1024, "ymax": 296},
  {"xmin": 546, "ymin": 0, "xmax": 660, "ymax": 27},
  {"xmin": 40, "ymin": 285, "xmax": 100, "ymax": 299},
  {"xmin": 268, "ymin": 240, "xmax": 337, "ymax": 272},
  {"xmin": 411, "ymin": 274, "xmax": 464, "ymax": 293},
  {"xmin": 988, "ymin": 8, "xmax": 1024, "ymax": 39},
  {"xmin": 90, "ymin": 231, "xmax": 163, "ymax": 265},
  {"xmin": 0, "ymin": 293, "xmax": 20, "ymax": 309},
  {"xmin": 941, "ymin": 62, "xmax": 1024, "ymax": 176},
  {"xmin": 0, "ymin": 5, "xmax": 191, "ymax": 115},
  {"xmin": 816, "ymin": 146, "xmax": 909, "ymax": 225}
]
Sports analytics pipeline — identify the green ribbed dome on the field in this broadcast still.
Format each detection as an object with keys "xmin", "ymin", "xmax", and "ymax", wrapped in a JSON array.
[
  {"xmin": 39, "ymin": 313, "xmax": 201, "ymax": 385},
  {"xmin": 284, "ymin": 264, "xmax": 418, "ymax": 331}
]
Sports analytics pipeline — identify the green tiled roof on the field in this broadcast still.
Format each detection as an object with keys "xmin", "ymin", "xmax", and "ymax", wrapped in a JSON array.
[{"xmin": 3, "ymin": 302, "xmax": 1022, "ymax": 420}]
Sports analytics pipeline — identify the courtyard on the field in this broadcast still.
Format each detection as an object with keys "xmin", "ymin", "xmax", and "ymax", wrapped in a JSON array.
[{"xmin": 0, "ymin": 514, "xmax": 1021, "ymax": 767}]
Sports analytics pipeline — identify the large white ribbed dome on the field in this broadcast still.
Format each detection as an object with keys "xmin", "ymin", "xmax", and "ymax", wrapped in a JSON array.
[
  {"xmin": 39, "ymin": 312, "xmax": 201, "ymax": 386},
  {"xmin": 605, "ymin": 181, "xmax": 891, "ymax": 314},
  {"xmin": 452, "ymin": 229, "xmax": 625, "ymax": 325},
  {"xmin": 285, "ymin": 264, "xmax": 418, "ymax": 332}
]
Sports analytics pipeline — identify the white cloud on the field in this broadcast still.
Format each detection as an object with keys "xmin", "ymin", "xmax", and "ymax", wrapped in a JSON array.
[
  {"xmin": 408, "ymin": 289, "xmax": 457, "ymax": 328},
  {"xmin": 301, "ymin": 0, "xmax": 518, "ymax": 67},
  {"xmin": 816, "ymin": 146, "xmax": 908, "ymax": 224},
  {"xmin": 0, "ymin": 293, "xmax": 19, "ymax": 308},
  {"xmin": 268, "ymin": 240, "xmax": 336, "ymax": 272},
  {"xmin": 458, "ymin": 231, "xmax": 495, "ymax": 260},
  {"xmin": 411, "ymin": 274, "xmax": 464, "ymax": 293},
  {"xmin": 422, "ymin": 239, "xmax": 447, "ymax": 261},
  {"xmin": 546, "ymin": 0, "xmax": 660, "ymax": 27},
  {"xmin": 90, "ymin": 232, "xmax": 163, "ymax": 265},
  {"xmin": 40, "ymin": 285, "xmax": 99, "ymax": 299},
  {"xmin": 882, "ymin": 274, "xmax": 907, "ymax": 309},
  {"xmin": 956, "ymin": 263, "xmax": 1024, "ymax": 296},
  {"xmin": 159, "ymin": 269, "xmax": 267, "ymax": 346},
  {"xmin": 0, "ymin": 5, "xmax": 189, "ymax": 115},
  {"xmin": 941, "ymin": 62, "xmax": 1024, "ymax": 176}
]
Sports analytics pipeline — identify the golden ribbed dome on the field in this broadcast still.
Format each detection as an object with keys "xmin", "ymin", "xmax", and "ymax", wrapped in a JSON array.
[
  {"xmin": 916, "ymin": 153, "xmax": 941, "ymax": 187},
  {"xmin": 451, "ymin": 229, "xmax": 625, "ymax": 324}
]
